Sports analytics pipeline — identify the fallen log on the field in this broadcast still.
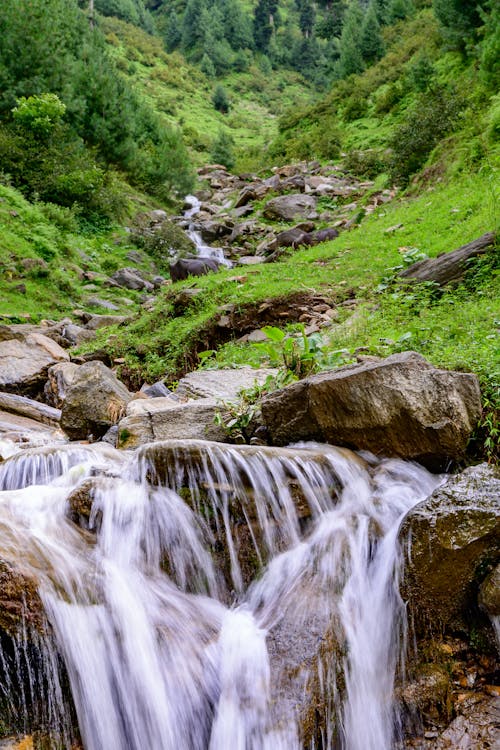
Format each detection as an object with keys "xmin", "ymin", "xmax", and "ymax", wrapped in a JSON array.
[
  {"xmin": 0, "ymin": 392, "xmax": 61, "ymax": 426},
  {"xmin": 399, "ymin": 231, "xmax": 497, "ymax": 286}
]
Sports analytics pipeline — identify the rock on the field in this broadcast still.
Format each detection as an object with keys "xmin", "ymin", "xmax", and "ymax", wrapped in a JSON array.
[
  {"xmin": 261, "ymin": 352, "xmax": 481, "ymax": 468},
  {"xmin": 416, "ymin": 694, "xmax": 500, "ymax": 750},
  {"xmin": 60, "ymin": 323, "xmax": 96, "ymax": 346},
  {"xmin": 263, "ymin": 194, "xmax": 317, "ymax": 221},
  {"xmin": 175, "ymin": 367, "xmax": 278, "ymax": 402},
  {"xmin": 44, "ymin": 362, "xmax": 80, "ymax": 408},
  {"xmin": 140, "ymin": 381, "xmax": 175, "ymax": 399},
  {"xmin": 0, "ymin": 393, "xmax": 60, "ymax": 426},
  {"xmin": 60, "ymin": 361, "xmax": 132, "ymax": 440},
  {"xmin": 400, "ymin": 463, "xmax": 500, "ymax": 634},
  {"xmin": 0, "ymin": 333, "xmax": 69, "ymax": 395},
  {"xmin": 85, "ymin": 297, "xmax": 120, "ymax": 311},
  {"xmin": 0, "ymin": 558, "xmax": 44, "ymax": 635},
  {"xmin": 117, "ymin": 398, "xmax": 227, "ymax": 448},
  {"xmin": 83, "ymin": 314, "xmax": 129, "ymax": 331},
  {"xmin": 479, "ymin": 564, "xmax": 500, "ymax": 616},
  {"xmin": 111, "ymin": 268, "xmax": 153, "ymax": 292}
]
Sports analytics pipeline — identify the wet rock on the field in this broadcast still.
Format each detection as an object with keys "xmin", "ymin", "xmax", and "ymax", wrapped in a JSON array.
[
  {"xmin": 479, "ymin": 564, "xmax": 500, "ymax": 616},
  {"xmin": 400, "ymin": 463, "xmax": 500, "ymax": 634},
  {"xmin": 262, "ymin": 194, "xmax": 318, "ymax": 221},
  {"xmin": 60, "ymin": 361, "xmax": 132, "ymax": 440},
  {"xmin": 44, "ymin": 362, "xmax": 80, "ymax": 408},
  {"xmin": 0, "ymin": 333, "xmax": 69, "ymax": 396},
  {"xmin": 0, "ymin": 559, "xmax": 44, "ymax": 635},
  {"xmin": 261, "ymin": 352, "xmax": 481, "ymax": 468}
]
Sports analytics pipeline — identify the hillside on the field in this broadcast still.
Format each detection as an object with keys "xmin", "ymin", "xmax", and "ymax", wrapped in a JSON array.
[{"xmin": 0, "ymin": 0, "xmax": 498, "ymax": 461}]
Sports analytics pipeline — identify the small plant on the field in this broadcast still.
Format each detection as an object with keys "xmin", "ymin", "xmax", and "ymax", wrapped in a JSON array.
[
  {"xmin": 255, "ymin": 324, "xmax": 325, "ymax": 378},
  {"xmin": 214, "ymin": 371, "xmax": 296, "ymax": 443}
]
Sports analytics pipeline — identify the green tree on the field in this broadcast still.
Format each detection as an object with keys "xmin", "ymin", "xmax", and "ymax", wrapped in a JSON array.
[
  {"xmin": 212, "ymin": 84, "xmax": 230, "ymax": 113},
  {"xmin": 298, "ymin": 0, "xmax": 316, "ymax": 38},
  {"xmin": 337, "ymin": 1, "xmax": 364, "ymax": 78},
  {"xmin": 12, "ymin": 93, "xmax": 66, "ymax": 137},
  {"xmin": 433, "ymin": 0, "xmax": 489, "ymax": 52},
  {"xmin": 388, "ymin": 0, "xmax": 414, "ymax": 23},
  {"xmin": 253, "ymin": 0, "xmax": 278, "ymax": 52},
  {"xmin": 360, "ymin": 0, "xmax": 384, "ymax": 64},
  {"xmin": 164, "ymin": 9, "xmax": 182, "ymax": 51},
  {"xmin": 211, "ymin": 129, "xmax": 235, "ymax": 169}
]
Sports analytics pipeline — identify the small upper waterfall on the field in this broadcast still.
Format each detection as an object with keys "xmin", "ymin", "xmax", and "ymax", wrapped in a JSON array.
[
  {"xmin": 183, "ymin": 195, "xmax": 231, "ymax": 266},
  {"xmin": 0, "ymin": 439, "xmax": 442, "ymax": 749}
]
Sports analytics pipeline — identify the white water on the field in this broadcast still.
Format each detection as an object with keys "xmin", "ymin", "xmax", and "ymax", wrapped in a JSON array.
[
  {"xmin": 183, "ymin": 195, "xmax": 231, "ymax": 266},
  {"xmin": 0, "ymin": 440, "xmax": 442, "ymax": 749}
]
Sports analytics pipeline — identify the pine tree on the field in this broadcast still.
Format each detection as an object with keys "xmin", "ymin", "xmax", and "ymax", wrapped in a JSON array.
[
  {"xmin": 388, "ymin": 0, "xmax": 414, "ymax": 23},
  {"xmin": 211, "ymin": 129, "xmax": 235, "ymax": 169},
  {"xmin": 337, "ymin": 1, "xmax": 364, "ymax": 78},
  {"xmin": 164, "ymin": 9, "xmax": 181, "ymax": 52},
  {"xmin": 253, "ymin": 0, "xmax": 278, "ymax": 52},
  {"xmin": 360, "ymin": 0, "xmax": 384, "ymax": 63},
  {"xmin": 298, "ymin": 0, "xmax": 316, "ymax": 38},
  {"xmin": 433, "ymin": 0, "xmax": 488, "ymax": 51},
  {"xmin": 212, "ymin": 84, "xmax": 230, "ymax": 113}
]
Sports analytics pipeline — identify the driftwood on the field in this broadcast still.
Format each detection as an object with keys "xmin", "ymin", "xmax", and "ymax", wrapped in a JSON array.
[
  {"xmin": 399, "ymin": 231, "xmax": 497, "ymax": 286},
  {"xmin": 0, "ymin": 392, "xmax": 61, "ymax": 426}
]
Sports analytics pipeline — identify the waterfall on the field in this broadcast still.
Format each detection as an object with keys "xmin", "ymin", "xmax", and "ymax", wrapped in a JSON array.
[
  {"xmin": 183, "ymin": 195, "xmax": 231, "ymax": 266},
  {"xmin": 0, "ymin": 439, "xmax": 442, "ymax": 749}
]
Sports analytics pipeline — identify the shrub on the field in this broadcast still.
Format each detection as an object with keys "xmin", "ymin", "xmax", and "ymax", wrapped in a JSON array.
[
  {"xmin": 388, "ymin": 85, "xmax": 464, "ymax": 184},
  {"xmin": 212, "ymin": 85, "xmax": 230, "ymax": 113}
]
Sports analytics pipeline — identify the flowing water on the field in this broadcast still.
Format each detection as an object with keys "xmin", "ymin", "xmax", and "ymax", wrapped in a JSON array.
[
  {"xmin": 183, "ymin": 195, "xmax": 231, "ymax": 266},
  {"xmin": 0, "ymin": 439, "xmax": 442, "ymax": 749}
]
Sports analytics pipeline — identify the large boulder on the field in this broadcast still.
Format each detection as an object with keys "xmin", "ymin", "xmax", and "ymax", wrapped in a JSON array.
[
  {"xmin": 117, "ymin": 398, "xmax": 227, "ymax": 448},
  {"xmin": 0, "ymin": 333, "xmax": 69, "ymax": 395},
  {"xmin": 399, "ymin": 463, "xmax": 500, "ymax": 634},
  {"xmin": 261, "ymin": 352, "xmax": 482, "ymax": 468},
  {"xmin": 60, "ymin": 361, "xmax": 132, "ymax": 440},
  {"xmin": 262, "ymin": 194, "xmax": 317, "ymax": 221}
]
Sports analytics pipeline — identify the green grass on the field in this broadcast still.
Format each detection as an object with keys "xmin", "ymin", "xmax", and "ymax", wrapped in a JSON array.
[
  {"xmin": 81, "ymin": 170, "xmax": 499, "ymax": 395},
  {"xmin": 0, "ymin": 183, "xmax": 160, "ymax": 319}
]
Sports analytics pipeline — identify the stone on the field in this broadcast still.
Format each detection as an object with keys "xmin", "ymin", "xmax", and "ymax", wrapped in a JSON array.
[
  {"xmin": 84, "ymin": 314, "xmax": 129, "ymax": 331},
  {"xmin": 261, "ymin": 352, "xmax": 482, "ymax": 468},
  {"xmin": 85, "ymin": 297, "xmax": 120, "ymax": 311},
  {"xmin": 117, "ymin": 398, "xmax": 227, "ymax": 448},
  {"xmin": 60, "ymin": 323, "xmax": 96, "ymax": 346},
  {"xmin": 60, "ymin": 361, "xmax": 132, "ymax": 440},
  {"xmin": 399, "ymin": 463, "xmax": 500, "ymax": 634},
  {"xmin": 175, "ymin": 366, "xmax": 278, "ymax": 402},
  {"xmin": 0, "ymin": 333, "xmax": 69, "ymax": 395},
  {"xmin": 111, "ymin": 267, "xmax": 153, "ymax": 292},
  {"xmin": 44, "ymin": 362, "xmax": 80, "ymax": 408},
  {"xmin": 262, "ymin": 194, "xmax": 317, "ymax": 221},
  {"xmin": 479, "ymin": 564, "xmax": 500, "ymax": 616},
  {"xmin": 0, "ymin": 393, "xmax": 60, "ymax": 426}
]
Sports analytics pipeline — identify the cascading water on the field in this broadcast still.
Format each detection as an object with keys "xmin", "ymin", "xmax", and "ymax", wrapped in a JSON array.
[
  {"xmin": 0, "ymin": 438, "xmax": 442, "ymax": 749},
  {"xmin": 183, "ymin": 195, "xmax": 231, "ymax": 266}
]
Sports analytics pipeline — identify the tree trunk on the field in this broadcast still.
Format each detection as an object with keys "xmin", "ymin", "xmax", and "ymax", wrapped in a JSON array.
[
  {"xmin": 399, "ymin": 231, "xmax": 497, "ymax": 286},
  {"xmin": 89, "ymin": 0, "xmax": 95, "ymax": 28}
]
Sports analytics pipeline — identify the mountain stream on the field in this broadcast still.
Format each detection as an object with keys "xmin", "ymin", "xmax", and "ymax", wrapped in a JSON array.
[{"xmin": 0, "ymin": 439, "xmax": 442, "ymax": 749}]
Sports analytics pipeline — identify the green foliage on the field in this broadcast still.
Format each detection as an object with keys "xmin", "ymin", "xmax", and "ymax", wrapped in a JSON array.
[
  {"xmin": 336, "ymin": 1, "xmax": 364, "ymax": 78},
  {"xmin": 388, "ymin": 85, "xmax": 464, "ymax": 185},
  {"xmin": 211, "ymin": 130, "xmax": 235, "ymax": 169},
  {"xmin": 254, "ymin": 325, "xmax": 353, "ymax": 377},
  {"xmin": 212, "ymin": 85, "xmax": 230, "ymax": 113},
  {"xmin": 12, "ymin": 94, "xmax": 66, "ymax": 137},
  {"xmin": 479, "ymin": 2, "xmax": 500, "ymax": 90},
  {"xmin": 360, "ymin": 1, "xmax": 385, "ymax": 65},
  {"xmin": 433, "ymin": 0, "xmax": 488, "ymax": 52}
]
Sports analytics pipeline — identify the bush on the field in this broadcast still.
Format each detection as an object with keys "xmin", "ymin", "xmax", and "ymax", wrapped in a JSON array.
[
  {"xmin": 388, "ymin": 85, "xmax": 464, "ymax": 184},
  {"xmin": 212, "ymin": 85, "xmax": 230, "ymax": 113}
]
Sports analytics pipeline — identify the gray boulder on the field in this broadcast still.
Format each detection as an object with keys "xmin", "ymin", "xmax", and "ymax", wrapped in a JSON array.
[
  {"xmin": 263, "ymin": 194, "xmax": 317, "ymax": 221},
  {"xmin": 175, "ymin": 366, "xmax": 278, "ymax": 401},
  {"xmin": 261, "ymin": 352, "xmax": 481, "ymax": 467},
  {"xmin": 399, "ymin": 463, "xmax": 500, "ymax": 634},
  {"xmin": 60, "ymin": 361, "xmax": 132, "ymax": 440},
  {"xmin": 111, "ymin": 267, "xmax": 153, "ymax": 292},
  {"xmin": 0, "ymin": 333, "xmax": 69, "ymax": 395}
]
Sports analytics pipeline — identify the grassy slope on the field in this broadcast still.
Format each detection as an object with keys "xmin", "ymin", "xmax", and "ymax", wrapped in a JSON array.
[
  {"xmin": 86, "ymin": 171, "xmax": 499, "ymax": 398},
  {"xmin": 0, "ymin": 184, "xmax": 161, "ymax": 319},
  {"xmin": 100, "ymin": 16, "xmax": 314, "ymax": 169}
]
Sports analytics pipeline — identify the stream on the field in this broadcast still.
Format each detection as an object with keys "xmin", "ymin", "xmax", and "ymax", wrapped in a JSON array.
[{"xmin": 0, "ymin": 439, "xmax": 442, "ymax": 749}]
